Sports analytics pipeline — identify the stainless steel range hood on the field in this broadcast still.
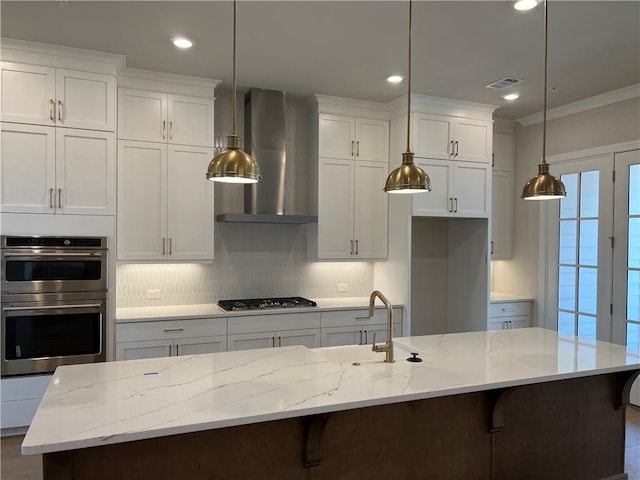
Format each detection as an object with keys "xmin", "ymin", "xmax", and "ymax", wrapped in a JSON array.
[{"xmin": 216, "ymin": 88, "xmax": 317, "ymax": 224}]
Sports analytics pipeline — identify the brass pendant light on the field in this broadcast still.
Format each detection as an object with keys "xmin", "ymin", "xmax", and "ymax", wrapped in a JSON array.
[
  {"xmin": 521, "ymin": 0, "xmax": 566, "ymax": 200},
  {"xmin": 206, "ymin": 0, "xmax": 260, "ymax": 184},
  {"xmin": 384, "ymin": 0, "xmax": 431, "ymax": 194}
]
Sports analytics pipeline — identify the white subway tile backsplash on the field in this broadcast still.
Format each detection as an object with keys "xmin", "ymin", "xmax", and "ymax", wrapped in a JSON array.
[{"xmin": 116, "ymin": 223, "xmax": 374, "ymax": 307}]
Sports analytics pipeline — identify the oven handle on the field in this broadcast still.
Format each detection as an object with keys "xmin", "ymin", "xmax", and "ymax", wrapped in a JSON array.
[
  {"xmin": 3, "ymin": 252, "xmax": 104, "ymax": 258},
  {"xmin": 3, "ymin": 304, "xmax": 103, "ymax": 312}
]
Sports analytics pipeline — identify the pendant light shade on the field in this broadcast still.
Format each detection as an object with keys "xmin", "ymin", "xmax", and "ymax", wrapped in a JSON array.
[
  {"xmin": 521, "ymin": 0, "xmax": 566, "ymax": 200},
  {"xmin": 384, "ymin": 0, "xmax": 430, "ymax": 194},
  {"xmin": 206, "ymin": 0, "xmax": 260, "ymax": 184}
]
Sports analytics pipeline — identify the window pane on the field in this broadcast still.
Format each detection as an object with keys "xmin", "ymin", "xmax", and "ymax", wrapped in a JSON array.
[
  {"xmin": 578, "ymin": 267, "xmax": 597, "ymax": 314},
  {"xmin": 579, "ymin": 171, "xmax": 599, "ymax": 217},
  {"xmin": 559, "ymin": 220, "xmax": 577, "ymax": 264},
  {"xmin": 628, "ymin": 322, "xmax": 640, "ymax": 350},
  {"xmin": 558, "ymin": 311, "xmax": 575, "ymax": 336},
  {"xmin": 630, "ymin": 164, "xmax": 640, "ymax": 215},
  {"xmin": 560, "ymin": 173, "xmax": 578, "ymax": 218},
  {"xmin": 578, "ymin": 314, "xmax": 597, "ymax": 340},
  {"xmin": 629, "ymin": 218, "xmax": 640, "ymax": 268},
  {"xmin": 558, "ymin": 266, "xmax": 576, "ymax": 311},
  {"xmin": 579, "ymin": 220, "xmax": 598, "ymax": 266},
  {"xmin": 628, "ymin": 270, "xmax": 640, "ymax": 321}
]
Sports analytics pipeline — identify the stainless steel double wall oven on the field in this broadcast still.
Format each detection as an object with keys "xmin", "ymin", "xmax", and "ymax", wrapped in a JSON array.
[{"xmin": 1, "ymin": 236, "xmax": 108, "ymax": 377}]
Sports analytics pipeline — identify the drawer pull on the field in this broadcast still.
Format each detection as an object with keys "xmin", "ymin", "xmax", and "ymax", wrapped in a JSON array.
[
  {"xmin": 163, "ymin": 328, "xmax": 184, "ymax": 334},
  {"xmin": 502, "ymin": 307, "xmax": 514, "ymax": 312}
]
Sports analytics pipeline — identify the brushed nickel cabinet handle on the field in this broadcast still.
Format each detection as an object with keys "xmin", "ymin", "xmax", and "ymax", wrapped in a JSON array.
[
  {"xmin": 278, "ymin": 336, "xmax": 282, "ymax": 347},
  {"xmin": 449, "ymin": 140, "xmax": 454, "ymax": 156},
  {"xmin": 455, "ymin": 141, "xmax": 459, "ymax": 157},
  {"xmin": 491, "ymin": 241, "xmax": 494, "ymax": 255},
  {"xmin": 163, "ymin": 328, "xmax": 184, "ymax": 333},
  {"xmin": 449, "ymin": 198, "xmax": 453, "ymax": 212},
  {"xmin": 358, "ymin": 330, "xmax": 363, "ymax": 345},
  {"xmin": 271, "ymin": 337, "xmax": 275, "ymax": 348},
  {"xmin": 162, "ymin": 237, "xmax": 166, "ymax": 255},
  {"xmin": 57, "ymin": 188, "xmax": 62, "ymax": 209},
  {"xmin": 350, "ymin": 240, "xmax": 354, "ymax": 255},
  {"xmin": 168, "ymin": 345, "xmax": 172, "ymax": 356},
  {"xmin": 57, "ymin": 100, "xmax": 62, "ymax": 121},
  {"xmin": 176, "ymin": 344, "xmax": 180, "ymax": 356},
  {"xmin": 49, "ymin": 99, "xmax": 54, "ymax": 121},
  {"xmin": 49, "ymin": 188, "xmax": 54, "ymax": 209},
  {"xmin": 169, "ymin": 121, "xmax": 173, "ymax": 139},
  {"xmin": 355, "ymin": 239, "xmax": 359, "ymax": 255},
  {"xmin": 351, "ymin": 140, "xmax": 354, "ymax": 156},
  {"xmin": 454, "ymin": 197, "xmax": 458, "ymax": 213},
  {"xmin": 356, "ymin": 140, "xmax": 360, "ymax": 156},
  {"xmin": 364, "ymin": 330, "xmax": 368, "ymax": 344},
  {"xmin": 169, "ymin": 238, "xmax": 172, "ymax": 255},
  {"xmin": 162, "ymin": 120, "xmax": 166, "ymax": 139}
]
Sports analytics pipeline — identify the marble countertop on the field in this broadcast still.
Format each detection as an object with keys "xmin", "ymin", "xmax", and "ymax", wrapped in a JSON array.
[
  {"xmin": 490, "ymin": 292, "xmax": 534, "ymax": 303},
  {"xmin": 116, "ymin": 297, "xmax": 403, "ymax": 323},
  {"xmin": 22, "ymin": 328, "xmax": 640, "ymax": 455}
]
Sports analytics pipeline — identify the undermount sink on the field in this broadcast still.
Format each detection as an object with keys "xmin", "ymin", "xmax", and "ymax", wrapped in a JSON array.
[{"xmin": 313, "ymin": 342, "xmax": 418, "ymax": 365}]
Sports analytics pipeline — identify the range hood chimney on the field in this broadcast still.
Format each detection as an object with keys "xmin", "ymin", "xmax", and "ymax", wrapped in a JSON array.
[{"xmin": 216, "ymin": 88, "xmax": 317, "ymax": 224}]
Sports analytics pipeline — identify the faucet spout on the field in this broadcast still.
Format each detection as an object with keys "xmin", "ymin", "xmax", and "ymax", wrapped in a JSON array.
[{"xmin": 369, "ymin": 290, "xmax": 394, "ymax": 363}]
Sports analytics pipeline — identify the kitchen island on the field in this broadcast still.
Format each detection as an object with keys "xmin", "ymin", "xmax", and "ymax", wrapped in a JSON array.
[{"xmin": 22, "ymin": 328, "xmax": 640, "ymax": 480}]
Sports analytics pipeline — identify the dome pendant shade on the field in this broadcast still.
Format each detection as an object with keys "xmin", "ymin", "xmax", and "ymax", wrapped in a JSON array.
[
  {"xmin": 521, "ymin": 161, "xmax": 566, "ymax": 200},
  {"xmin": 384, "ymin": 152, "xmax": 431, "ymax": 194},
  {"xmin": 206, "ymin": 135, "xmax": 260, "ymax": 184}
]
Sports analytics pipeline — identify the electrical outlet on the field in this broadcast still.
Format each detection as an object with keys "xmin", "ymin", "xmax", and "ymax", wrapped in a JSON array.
[
  {"xmin": 146, "ymin": 289, "xmax": 161, "ymax": 299},
  {"xmin": 338, "ymin": 283, "xmax": 348, "ymax": 293}
]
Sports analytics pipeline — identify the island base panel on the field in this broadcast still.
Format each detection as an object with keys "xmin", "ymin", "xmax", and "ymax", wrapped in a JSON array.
[{"xmin": 42, "ymin": 373, "xmax": 630, "ymax": 480}]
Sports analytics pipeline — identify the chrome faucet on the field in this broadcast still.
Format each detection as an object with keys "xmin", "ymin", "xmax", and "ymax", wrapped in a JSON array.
[{"xmin": 369, "ymin": 290, "xmax": 394, "ymax": 363}]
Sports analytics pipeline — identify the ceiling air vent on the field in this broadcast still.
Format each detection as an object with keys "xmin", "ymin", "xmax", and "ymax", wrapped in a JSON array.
[{"xmin": 485, "ymin": 77, "xmax": 523, "ymax": 90}]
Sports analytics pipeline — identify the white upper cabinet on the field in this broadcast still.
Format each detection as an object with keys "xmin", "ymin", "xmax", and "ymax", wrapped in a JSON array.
[
  {"xmin": 413, "ymin": 158, "xmax": 490, "ymax": 218},
  {"xmin": 118, "ymin": 88, "xmax": 214, "ymax": 147},
  {"xmin": 0, "ymin": 123, "xmax": 115, "ymax": 215},
  {"xmin": 318, "ymin": 113, "xmax": 388, "ymax": 163},
  {"xmin": 413, "ymin": 113, "xmax": 491, "ymax": 164},
  {"xmin": 310, "ymin": 97, "xmax": 390, "ymax": 260},
  {"xmin": 491, "ymin": 131, "xmax": 515, "ymax": 258},
  {"xmin": 117, "ymin": 141, "xmax": 214, "ymax": 261},
  {"xmin": 0, "ymin": 62, "xmax": 115, "ymax": 131}
]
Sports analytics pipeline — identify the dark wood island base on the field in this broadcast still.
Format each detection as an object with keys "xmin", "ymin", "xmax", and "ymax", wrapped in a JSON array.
[{"xmin": 42, "ymin": 371, "xmax": 639, "ymax": 480}]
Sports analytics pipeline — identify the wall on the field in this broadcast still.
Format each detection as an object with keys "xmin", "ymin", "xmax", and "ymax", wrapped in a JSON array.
[
  {"xmin": 492, "ymin": 96, "xmax": 640, "ymax": 318},
  {"xmin": 116, "ymin": 87, "xmax": 374, "ymax": 307}
]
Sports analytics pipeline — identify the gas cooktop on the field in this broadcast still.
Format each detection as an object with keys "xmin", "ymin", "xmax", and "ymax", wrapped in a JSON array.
[{"xmin": 217, "ymin": 297, "xmax": 317, "ymax": 312}]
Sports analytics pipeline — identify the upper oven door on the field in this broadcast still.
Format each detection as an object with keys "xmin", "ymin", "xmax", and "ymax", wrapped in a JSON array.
[{"xmin": 1, "ymin": 249, "xmax": 107, "ymax": 294}]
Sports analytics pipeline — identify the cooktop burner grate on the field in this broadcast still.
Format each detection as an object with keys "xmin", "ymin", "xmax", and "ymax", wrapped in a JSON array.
[{"xmin": 217, "ymin": 296, "xmax": 317, "ymax": 311}]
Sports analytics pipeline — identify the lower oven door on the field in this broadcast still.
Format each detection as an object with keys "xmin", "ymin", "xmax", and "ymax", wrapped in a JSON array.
[{"xmin": 1, "ymin": 293, "xmax": 106, "ymax": 377}]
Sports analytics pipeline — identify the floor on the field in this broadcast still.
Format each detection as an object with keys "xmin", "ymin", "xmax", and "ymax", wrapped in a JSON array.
[{"xmin": 1, "ymin": 407, "xmax": 639, "ymax": 479}]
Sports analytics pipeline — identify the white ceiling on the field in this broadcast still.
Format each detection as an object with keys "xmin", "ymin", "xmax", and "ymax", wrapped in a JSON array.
[{"xmin": 2, "ymin": 1, "xmax": 639, "ymax": 119}]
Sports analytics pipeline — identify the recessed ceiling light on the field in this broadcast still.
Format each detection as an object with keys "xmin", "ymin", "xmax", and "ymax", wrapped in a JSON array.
[
  {"xmin": 514, "ymin": 0, "xmax": 538, "ymax": 11},
  {"xmin": 172, "ymin": 37, "xmax": 193, "ymax": 49},
  {"xmin": 503, "ymin": 93, "xmax": 520, "ymax": 101},
  {"xmin": 387, "ymin": 75, "xmax": 404, "ymax": 84}
]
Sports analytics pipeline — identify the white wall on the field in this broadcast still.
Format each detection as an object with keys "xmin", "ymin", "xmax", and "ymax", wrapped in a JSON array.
[
  {"xmin": 492, "ymin": 96, "xmax": 640, "ymax": 320},
  {"xmin": 117, "ymin": 88, "xmax": 375, "ymax": 307}
]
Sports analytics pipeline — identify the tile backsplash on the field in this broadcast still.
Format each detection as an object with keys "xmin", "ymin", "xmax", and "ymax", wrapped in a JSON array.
[{"xmin": 116, "ymin": 223, "xmax": 374, "ymax": 307}]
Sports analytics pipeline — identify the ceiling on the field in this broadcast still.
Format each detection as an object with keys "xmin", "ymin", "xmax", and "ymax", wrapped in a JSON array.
[{"xmin": 2, "ymin": 1, "xmax": 639, "ymax": 120}]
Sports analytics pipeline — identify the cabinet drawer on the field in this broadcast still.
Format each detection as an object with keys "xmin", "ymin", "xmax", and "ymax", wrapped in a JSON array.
[
  {"xmin": 117, "ymin": 317, "xmax": 227, "ymax": 342},
  {"xmin": 1, "ymin": 374, "xmax": 52, "ymax": 402},
  {"xmin": 228, "ymin": 312, "xmax": 321, "ymax": 335},
  {"xmin": 489, "ymin": 301, "xmax": 531, "ymax": 319},
  {"xmin": 1, "ymin": 398, "xmax": 42, "ymax": 429},
  {"xmin": 321, "ymin": 308, "xmax": 402, "ymax": 328}
]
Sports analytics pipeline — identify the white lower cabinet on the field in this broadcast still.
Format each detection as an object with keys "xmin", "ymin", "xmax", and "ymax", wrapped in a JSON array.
[
  {"xmin": 1, "ymin": 374, "xmax": 52, "ymax": 431},
  {"xmin": 115, "ymin": 318, "xmax": 227, "ymax": 361},
  {"xmin": 488, "ymin": 301, "xmax": 531, "ymax": 331},
  {"xmin": 320, "ymin": 308, "xmax": 403, "ymax": 347},
  {"xmin": 227, "ymin": 313, "xmax": 322, "ymax": 351}
]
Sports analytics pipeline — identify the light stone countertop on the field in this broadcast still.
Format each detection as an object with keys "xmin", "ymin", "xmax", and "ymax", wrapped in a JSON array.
[
  {"xmin": 116, "ymin": 297, "xmax": 403, "ymax": 323},
  {"xmin": 22, "ymin": 328, "xmax": 640, "ymax": 455},
  {"xmin": 490, "ymin": 292, "xmax": 535, "ymax": 303}
]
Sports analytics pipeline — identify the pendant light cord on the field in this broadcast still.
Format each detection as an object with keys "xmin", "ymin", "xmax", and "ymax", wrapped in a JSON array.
[
  {"xmin": 231, "ymin": 0, "xmax": 238, "ymax": 137},
  {"xmin": 406, "ymin": 0, "xmax": 412, "ymax": 154},
  {"xmin": 542, "ymin": 0, "xmax": 548, "ymax": 164}
]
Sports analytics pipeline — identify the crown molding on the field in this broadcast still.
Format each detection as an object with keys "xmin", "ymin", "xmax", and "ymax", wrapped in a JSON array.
[
  {"xmin": 517, "ymin": 84, "xmax": 640, "ymax": 127},
  {"xmin": 308, "ymin": 94, "xmax": 389, "ymax": 120},
  {"xmin": 118, "ymin": 68, "xmax": 221, "ymax": 98},
  {"xmin": 387, "ymin": 94, "xmax": 498, "ymax": 122}
]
